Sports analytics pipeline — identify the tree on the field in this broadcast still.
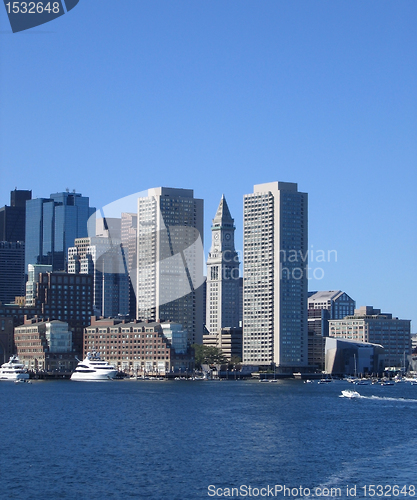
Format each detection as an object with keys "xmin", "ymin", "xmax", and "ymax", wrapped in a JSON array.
[{"xmin": 192, "ymin": 344, "xmax": 228, "ymax": 368}]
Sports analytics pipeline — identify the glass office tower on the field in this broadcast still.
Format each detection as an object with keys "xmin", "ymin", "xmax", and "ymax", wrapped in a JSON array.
[{"xmin": 25, "ymin": 192, "xmax": 95, "ymax": 273}]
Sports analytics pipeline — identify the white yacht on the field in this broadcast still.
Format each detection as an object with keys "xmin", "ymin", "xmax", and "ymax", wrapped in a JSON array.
[
  {"xmin": 70, "ymin": 352, "xmax": 118, "ymax": 381},
  {"xmin": 0, "ymin": 355, "xmax": 30, "ymax": 381}
]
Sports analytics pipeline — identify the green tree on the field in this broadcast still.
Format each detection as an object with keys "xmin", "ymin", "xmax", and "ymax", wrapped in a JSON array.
[{"xmin": 192, "ymin": 344, "xmax": 228, "ymax": 368}]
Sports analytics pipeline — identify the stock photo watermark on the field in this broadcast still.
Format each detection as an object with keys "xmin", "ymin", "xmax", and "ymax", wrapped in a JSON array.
[{"xmin": 3, "ymin": 0, "xmax": 80, "ymax": 32}]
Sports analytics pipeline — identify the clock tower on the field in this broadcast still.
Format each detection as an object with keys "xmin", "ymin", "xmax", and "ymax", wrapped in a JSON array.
[{"xmin": 206, "ymin": 195, "xmax": 240, "ymax": 334}]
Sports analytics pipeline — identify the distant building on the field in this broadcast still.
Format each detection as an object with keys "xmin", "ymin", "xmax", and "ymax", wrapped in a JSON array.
[
  {"xmin": 308, "ymin": 290, "xmax": 356, "ymax": 319},
  {"xmin": 329, "ymin": 306, "xmax": 411, "ymax": 368},
  {"xmin": 121, "ymin": 212, "xmax": 138, "ymax": 319},
  {"xmin": 84, "ymin": 317, "xmax": 194, "ymax": 374},
  {"xmin": 26, "ymin": 271, "xmax": 93, "ymax": 356},
  {"xmin": 14, "ymin": 318, "xmax": 75, "ymax": 372},
  {"xmin": 136, "ymin": 187, "xmax": 204, "ymax": 345},
  {"xmin": 206, "ymin": 195, "xmax": 240, "ymax": 336},
  {"xmin": 0, "ymin": 303, "xmax": 38, "ymax": 329},
  {"xmin": 411, "ymin": 334, "xmax": 417, "ymax": 353},
  {"xmin": 26, "ymin": 264, "xmax": 53, "ymax": 306},
  {"xmin": 25, "ymin": 191, "xmax": 95, "ymax": 272},
  {"xmin": 68, "ymin": 232, "xmax": 129, "ymax": 319},
  {"xmin": 243, "ymin": 182, "xmax": 308, "ymax": 370},
  {"xmin": 0, "ymin": 241, "xmax": 25, "ymax": 305},
  {"xmin": 0, "ymin": 316, "xmax": 15, "ymax": 364},
  {"xmin": 325, "ymin": 337, "xmax": 385, "ymax": 376},
  {"xmin": 307, "ymin": 291, "xmax": 356, "ymax": 370},
  {"xmin": 203, "ymin": 327, "xmax": 243, "ymax": 362},
  {"xmin": 0, "ymin": 189, "xmax": 31, "ymax": 242}
]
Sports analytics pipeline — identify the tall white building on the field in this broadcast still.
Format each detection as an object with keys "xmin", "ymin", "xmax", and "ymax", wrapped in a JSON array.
[
  {"xmin": 243, "ymin": 182, "xmax": 308, "ymax": 369},
  {"xmin": 206, "ymin": 195, "xmax": 240, "ymax": 334},
  {"xmin": 136, "ymin": 187, "xmax": 204, "ymax": 345}
]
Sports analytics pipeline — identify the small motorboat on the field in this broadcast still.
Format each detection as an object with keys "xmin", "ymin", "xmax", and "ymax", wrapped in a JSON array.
[{"xmin": 341, "ymin": 389, "xmax": 360, "ymax": 398}]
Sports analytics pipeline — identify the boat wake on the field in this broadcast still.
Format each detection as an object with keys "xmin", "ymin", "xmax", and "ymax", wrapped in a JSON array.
[
  {"xmin": 367, "ymin": 395, "xmax": 417, "ymax": 403},
  {"xmin": 340, "ymin": 393, "xmax": 417, "ymax": 403}
]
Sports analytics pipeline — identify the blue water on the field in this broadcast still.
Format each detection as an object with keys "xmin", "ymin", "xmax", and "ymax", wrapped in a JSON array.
[{"xmin": 1, "ymin": 379, "xmax": 416, "ymax": 499}]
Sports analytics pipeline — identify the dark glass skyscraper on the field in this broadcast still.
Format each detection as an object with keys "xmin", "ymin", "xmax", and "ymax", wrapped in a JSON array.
[
  {"xmin": 25, "ymin": 192, "xmax": 95, "ymax": 273},
  {"xmin": 0, "ymin": 189, "xmax": 32, "ymax": 242}
]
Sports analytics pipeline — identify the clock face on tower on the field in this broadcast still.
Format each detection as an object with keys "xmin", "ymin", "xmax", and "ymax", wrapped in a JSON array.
[
  {"xmin": 225, "ymin": 233, "xmax": 231, "ymax": 241},
  {"xmin": 214, "ymin": 233, "xmax": 219, "ymax": 240}
]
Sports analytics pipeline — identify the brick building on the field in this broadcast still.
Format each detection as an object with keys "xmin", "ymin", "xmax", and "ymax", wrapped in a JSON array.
[{"xmin": 84, "ymin": 317, "xmax": 194, "ymax": 375}]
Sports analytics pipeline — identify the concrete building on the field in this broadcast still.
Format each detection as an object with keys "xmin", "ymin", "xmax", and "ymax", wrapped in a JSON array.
[
  {"xmin": 242, "ymin": 182, "xmax": 308, "ymax": 370},
  {"xmin": 203, "ymin": 327, "xmax": 243, "ymax": 362},
  {"xmin": 14, "ymin": 318, "xmax": 75, "ymax": 372},
  {"xmin": 325, "ymin": 337, "xmax": 385, "ymax": 376},
  {"xmin": 0, "ymin": 241, "xmax": 25, "ymax": 305},
  {"xmin": 206, "ymin": 195, "xmax": 240, "ymax": 336},
  {"xmin": 25, "ymin": 191, "xmax": 95, "ymax": 272},
  {"xmin": 329, "ymin": 306, "xmax": 411, "ymax": 368},
  {"xmin": 307, "ymin": 290, "xmax": 356, "ymax": 370},
  {"xmin": 84, "ymin": 317, "xmax": 194, "ymax": 374},
  {"xmin": 121, "ymin": 212, "xmax": 138, "ymax": 319},
  {"xmin": 136, "ymin": 187, "xmax": 204, "ymax": 345}
]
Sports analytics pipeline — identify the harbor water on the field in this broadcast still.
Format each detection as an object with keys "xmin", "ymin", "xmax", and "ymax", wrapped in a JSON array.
[{"xmin": 1, "ymin": 379, "xmax": 416, "ymax": 499}]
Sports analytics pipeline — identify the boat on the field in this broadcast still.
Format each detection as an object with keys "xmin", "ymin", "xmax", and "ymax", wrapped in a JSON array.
[
  {"xmin": 318, "ymin": 378, "xmax": 333, "ymax": 384},
  {"xmin": 70, "ymin": 352, "xmax": 118, "ymax": 381},
  {"xmin": 341, "ymin": 390, "xmax": 360, "ymax": 398},
  {"xmin": 0, "ymin": 355, "xmax": 30, "ymax": 381}
]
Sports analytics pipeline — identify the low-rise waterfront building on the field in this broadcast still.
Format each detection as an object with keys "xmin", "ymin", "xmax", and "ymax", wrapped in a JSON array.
[
  {"xmin": 307, "ymin": 291, "xmax": 356, "ymax": 370},
  {"xmin": 325, "ymin": 337, "xmax": 385, "ymax": 376},
  {"xmin": 14, "ymin": 318, "xmax": 75, "ymax": 372},
  {"xmin": 329, "ymin": 306, "xmax": 411, "ymax": 368},
  {"xmin": 84, "ymin": 317, "xmax": 194, "ymax": 374},
  {"xmin": 203, "ymin": 327, "xmax": 243, "ymax": 361}
]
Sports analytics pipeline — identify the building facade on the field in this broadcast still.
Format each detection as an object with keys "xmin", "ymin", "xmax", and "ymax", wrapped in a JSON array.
[
  {"xmin": 325, "ymin": 337, "xmax": 385, "ymax": 376},
  {"xmin": 206, "ymin": 195, "xmax": 240, "ymax": 335},
  {"xmin": 242, "ymin": 182, "xmax": 308, "ymax": 370},
  {"xmin": 0, "ymin": 316, "xmax": 14, "ymax": 364},
  {"xmin": 308, "ymin": 290, "xmax": 356, "ymax": 320},
  {"xmin": 68, "ymin": 234, "xmax": 129, "ymax": 319},
  {"xmin": 307, "ymin": 290, "xmax": 356, "ymax": 370},
  {"xmin": 121, "ymin": 212, "xmax": 138, "ymax": 319},
  {"xmin": 0, "ymin": 189, "xmax": 31, "ymax": 243},
  {"xmin": 84, "ymin": 317, "xmax": 194, "ymax": 374},
  {"xmin": 14, "ymin": 318, "xmax": 75, "ymax": 372},
  {"xmin": 25, "ymin": 191, "xmax": 95, "ymax": 272},
  {"xmin": 28, "ymin": 271, "xmax": 94, "ymax": 356},
  {"xmin": 329, "ymin": 306, "xmax": 411, "ymax": 368},
  {"xmin": 136, "ymin": 187, "xmax": 204, "ymax": 345},
  {"xmin": 0, "ymin": 241, "xmax": 25, "ymax": 305},
  {"xmin": 203, "ymin": 327, "xmax": 243, "ymax": 362}
]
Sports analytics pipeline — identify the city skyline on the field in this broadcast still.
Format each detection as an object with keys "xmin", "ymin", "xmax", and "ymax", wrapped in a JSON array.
[{"xmin": 0, "ymin": 1, "xmax": 415, "ymax": 327}]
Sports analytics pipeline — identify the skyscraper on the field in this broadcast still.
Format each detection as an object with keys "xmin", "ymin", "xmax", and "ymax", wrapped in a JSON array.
[
  {"xmin": 0, "ymin": 242, "xmax": 25, "ymax": 304},
  {"xmin": 243, "ymin": 182, "xmax": 308, "ymax": 370},
  {"xmin": 25, "ymin": 191, "xmax": 95, "ymax": 272},
  {"xmin": 0, "ymin": 189, "xmax": 31, "ymax": 242},
  {"xmin": 136, "ymin": 187, "xmax": 204, "ymax": 345},
  {"xmin": 68, "ymin": 233, "xmax": 129, "ymax": 319},
  {"xmin": 121, "ymin": 212, "xmax": 138, "ymax": 319},
  {"xmin": 206, "ymin": 195, "xmax": 240, "ymax": 334}
]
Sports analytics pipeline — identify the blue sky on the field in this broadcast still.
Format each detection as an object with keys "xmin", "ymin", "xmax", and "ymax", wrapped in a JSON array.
[{"xmin": 0, "ymin": 1, "xmax": 416, "ymax": 327}]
